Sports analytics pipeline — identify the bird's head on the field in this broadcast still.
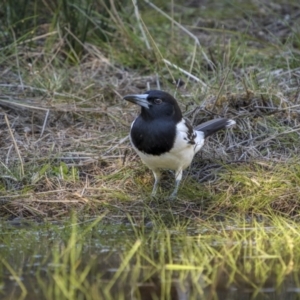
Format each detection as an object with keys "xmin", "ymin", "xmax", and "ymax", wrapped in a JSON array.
[{"xmin": 123, "ymin": 90, "xmax": 182, "ymax": 122}]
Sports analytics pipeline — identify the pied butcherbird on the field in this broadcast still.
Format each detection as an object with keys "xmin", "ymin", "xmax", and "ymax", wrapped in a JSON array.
[{"xmin": 124, "ymin": 90, "xmax": 235, "ymax": 199}]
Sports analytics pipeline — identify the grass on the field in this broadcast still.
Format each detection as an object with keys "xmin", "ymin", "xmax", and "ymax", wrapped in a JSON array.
[
  {"xmin": 0, "ymin": 1, "xmax": 298, "ymax": 216},
  {"xmin": 0, "ymin": 0, "xmax": 299, "ymax": 218},
  {"xmin": 0, "ymin": 0, "xmax": 300, "ymax": 297}
]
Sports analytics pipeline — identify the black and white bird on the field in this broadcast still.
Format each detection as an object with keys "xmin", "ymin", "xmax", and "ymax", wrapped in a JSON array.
[{"xmin": 123, "ymin": 90, "xmax": 235, "ymax": 199}]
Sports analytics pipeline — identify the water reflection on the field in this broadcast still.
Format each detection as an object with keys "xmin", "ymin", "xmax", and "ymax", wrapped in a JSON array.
[
  {"xmin": 2, "ymin": 269, "xmax": 300, "ymax": 300},
  {"xmin": 0, "ymin": 221, "xmax": 300, "ymax": 300}
]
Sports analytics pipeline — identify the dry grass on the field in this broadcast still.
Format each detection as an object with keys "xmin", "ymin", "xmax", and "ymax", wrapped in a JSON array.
[{"xmin": 0, "ymin": 0, "xmax": 300, "ymax": 220}]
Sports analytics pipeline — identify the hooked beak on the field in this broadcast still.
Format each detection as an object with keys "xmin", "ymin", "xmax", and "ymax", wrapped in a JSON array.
[{"xmin": 123, "ymin": 94, "xmax": 150, "ymax": 109}]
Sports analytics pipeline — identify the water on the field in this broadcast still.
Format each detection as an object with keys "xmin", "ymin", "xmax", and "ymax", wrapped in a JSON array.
[{"xmin": 1, "ymin": 218, "xmax": 300, "ymax": 300}]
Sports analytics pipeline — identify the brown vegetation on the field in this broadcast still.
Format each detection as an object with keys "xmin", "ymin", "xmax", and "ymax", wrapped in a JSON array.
[{"xmin": 0, "ymin": 0, "xmax": 300, "ymax": 220}]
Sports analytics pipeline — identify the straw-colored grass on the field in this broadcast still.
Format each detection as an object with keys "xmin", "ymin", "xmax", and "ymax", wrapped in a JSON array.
[{"xmin": 0, "ymin": 0, "xmax": 299, "ymax": 221}]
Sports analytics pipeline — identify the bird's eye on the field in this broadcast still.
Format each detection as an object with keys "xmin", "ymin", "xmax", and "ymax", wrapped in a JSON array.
[{"xmin": 154, "ymin": 98, "xmax": 162, "ymax": 104}]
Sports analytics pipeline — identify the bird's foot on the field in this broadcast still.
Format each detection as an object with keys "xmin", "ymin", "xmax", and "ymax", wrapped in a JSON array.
[
  {"xmin": 168, "ymin": 191, "xmax": 177, "ymax": 201},
  {"xmin": 151, "ymin": 183, "xmax": 159, "ymax": 198},
  {"xmin": 168, "ymin": 181, "xmax": 180, "ymax": 200},
  {"xmin": 150, "ymin": 189, "xmax": 162, "ymax": 201},
  {"xmin": 151, "ymin": 192, "xmax": 158, "ymax": 199}
]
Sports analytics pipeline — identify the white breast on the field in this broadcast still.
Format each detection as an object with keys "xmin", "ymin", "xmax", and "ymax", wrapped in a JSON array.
[{"xmin": 132, "ymin": 119, "xmax": 205, "ymax": 172}]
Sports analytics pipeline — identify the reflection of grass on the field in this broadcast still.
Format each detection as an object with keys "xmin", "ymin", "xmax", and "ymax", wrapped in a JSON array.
[
  {"xmin": 38, "ymin": 214, "xmax": 106, "ymax": 299},
  {"xmin": 0, "ymin": 215, "xmax": 300, "ymax": 299}
]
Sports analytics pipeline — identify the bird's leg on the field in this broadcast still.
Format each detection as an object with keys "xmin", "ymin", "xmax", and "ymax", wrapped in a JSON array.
[
  {"xmin": 169, "ymin": 169, "xmax": 183, "ymax": 200},
  {"xmin": 151, "ymin": 169, "xmax": 161, "ymax": 197}
]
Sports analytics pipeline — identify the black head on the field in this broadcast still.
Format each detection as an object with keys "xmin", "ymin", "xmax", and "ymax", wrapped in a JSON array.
[{"xmin": 123, "ymin": 90, "xmax": 182, "ymax": 122}]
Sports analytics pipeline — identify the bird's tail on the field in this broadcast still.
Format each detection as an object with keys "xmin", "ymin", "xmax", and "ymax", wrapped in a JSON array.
[{"xmin": 195, "ymin": 118, "xmax": 236, "ymax": 138}]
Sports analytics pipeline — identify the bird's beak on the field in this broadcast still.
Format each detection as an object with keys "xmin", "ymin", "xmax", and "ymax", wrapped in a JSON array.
[{"xmin": 123, "ymin": 94, "xmax": 150, "ymax": 109}]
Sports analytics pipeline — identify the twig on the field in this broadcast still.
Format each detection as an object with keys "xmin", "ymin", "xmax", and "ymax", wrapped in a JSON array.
[
  {"xmin": 4, "ymin": 114, "xmax": 24, "ymax": 177},
  {"xmin": 10, "ymin": 27, "xmax": 24, "ymax": 90},
  {"xmin": 5, "ymin": 145, "xmax": 13, "ymax": 165},
  {"xmin": 0, "ymin": 31, "xmax": 58, "ymax": 51},
  {"xmin": 0, "ymin": 97, "xmax": 49, "ymax": 111},
  {"xmin": 103, "ymin": 136, "xmax": 130, "ymax": 155},
  {"xmin": 40, "ymin": 109, "xmax": 50, "ymax": 137},
  {"xmin": 156, "ymin": 73, "xmax": 161, "ymax": 90},
  {"xmin": 256, "ymin": 126, "xmax": 300, "ymax": 146},
  {"xmin": 132, "ymin": 0, "xmax": 151, "ymax": 50},
  {"xmin": 0, "ymin": 84, "xmax": 86, "ymax": 101},
  {"xmin": 163, "ymin": 59, "xmax": 207, "ymax": 87}
]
